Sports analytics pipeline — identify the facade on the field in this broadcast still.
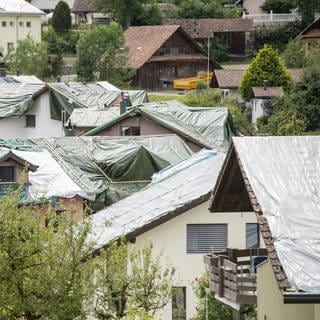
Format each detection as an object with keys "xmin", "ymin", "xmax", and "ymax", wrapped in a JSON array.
[
  {"xmin": 165, "ymin": 18, "xmax": 253, "ymax": 56},
  {"xmin": 206, "ymin": 137, "xmax": 320, "ymax": 319},
  {"xmin": 89, "ymin": 150, "xmax": 259, "ymax": 319},
  {"xmin": 125, "ymin": 25, "xmax": 220, "ymax": 90},
  {"xmin": 300, "ymin": 17, "xmax": 320, "ymax": 52},
  {"xmin": 0, "ymin": 0, "xmax": 44, "ymax": 56}
]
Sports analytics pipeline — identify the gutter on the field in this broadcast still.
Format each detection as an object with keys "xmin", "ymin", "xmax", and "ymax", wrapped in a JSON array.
[{"xmin": 283, "ymin": 293, "xmax": 320, "ymax": 304}]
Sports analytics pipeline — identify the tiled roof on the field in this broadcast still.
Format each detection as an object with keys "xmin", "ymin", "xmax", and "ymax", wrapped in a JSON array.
[
  {"xmin": 300, "ymin": 16, "xmax": 320, "ymax": 37},
  {"xmin": 165, "ymin": 18, "xmax": 253, "ymax": 38},
  {"xmin": 72, "ymin": 0, "xmax": 94, "ymax": 12},
  {"xmin": 125, "ymin": 25, "xmax": 204, "ymax": 69},
  {"xmin": 31, "ymin": 0, "xmax": 74, "ymax": 11},
  {"xmin": 288, "ymin": 68, "xmax": 303, "ymax": 82},
  {"xmin": 252, "ymin": 87, "xmax": 284, "ymax": 98},
  {"xmin": 212, "ymin": 69, "xmax": 245, "ymax": 88}
]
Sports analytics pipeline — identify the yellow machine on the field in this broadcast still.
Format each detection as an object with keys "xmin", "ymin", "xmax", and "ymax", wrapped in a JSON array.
[{"xmin": 173, "ymin": 72, "xmax": 213, "ymax": 90}]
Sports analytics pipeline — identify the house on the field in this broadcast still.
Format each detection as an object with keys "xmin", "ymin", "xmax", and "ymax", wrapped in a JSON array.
[
  {"xmin": 251, "ymin": 86, "xmax": 284, "ymax": 123},
  {"xmin": 124, "ymin": 25, "xmax": 220, "ymax": 89},
  {"xmin": 300, "ymin": 16, "xmax": 320, "ymax": 52},
  {"xmin": 72, "ymin": 0, "xmax": 110, "ymax": 25},
  {"xmin": 47, "ymin": 81, "xmax": 148, "ymax": 135},
  {"xmin": 165, "ymin": 18, "xmax": 253, "ymax": 57},
  {"xmin": 88, "ymin": 149, "xmax": 259, "ymax": 319},
  {"xmin": 30, "ymin": 0, "xmax": 75, "ymax": 13},
  {"xmin": 205, "ymin": 136, "xmax": 320, "ymax": 320},
  {"xmin": 0, "ymin": 0, "xmax": 44, "ymax": 56},
  {"xmin": 0, "ymin": 135, "xmax": 192, "ymax": 211},
  {"xmin": 81, "ymin": 101, "xmax": 238, "ymax": 152},
  {"xmin": 0, "ymin": 76, "xmax": 65, "ymax": 138}
]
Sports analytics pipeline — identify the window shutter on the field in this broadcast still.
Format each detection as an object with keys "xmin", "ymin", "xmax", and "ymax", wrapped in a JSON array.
[{"xmin": 187, "ymin": 224, "xmax": 227, "ymax": 253}]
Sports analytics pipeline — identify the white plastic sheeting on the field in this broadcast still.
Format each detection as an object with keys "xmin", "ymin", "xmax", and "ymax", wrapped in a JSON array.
[
  {"xmin": 233, "ymin": 136, "xmax": 320, "ymax": 293},
  {"xmin": 2, "ymin": 148, "xmax": 94, "ymax": 201},
  {"xmin": 0, "ymin": 0, "xmax": 44, "ymax": 14},
  {"xmin": 88, "ymin": 149, "xmax": 226, "ymax": 250}
]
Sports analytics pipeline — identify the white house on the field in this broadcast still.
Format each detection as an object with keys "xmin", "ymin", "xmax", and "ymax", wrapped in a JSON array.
[
  {"xmin": 89, "ymin": 150, "xmax": 259, "ymax": 319},
  {"xmin": 0, "ymin": 0, "xmax": 44, "ymax": 56}
]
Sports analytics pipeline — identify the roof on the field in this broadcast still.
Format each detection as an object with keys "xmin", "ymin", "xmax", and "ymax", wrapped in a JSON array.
[
  {"xmin": 210, "ymin": 136, "xmax": 320, "ymax": 294},
  {"xmin": 0, "ymin": 150, "xmax": 38, "ymax": 172},
  {"xmin": 165, "ymin": 18, "xmax": 253, "ymax": 38},
  {"xmin": 125, "ymin": 25, "xmax": 209, "ymax": 69},
  {"xmin": 82, "ymin": 101, "xmax": 237, "ymax": 152},
  {"xmin": 211, "ymin": 69, "xmax": 245, "ymax": 89},
  {"xmin": 300, "ymin": 16, "xmax": 320, "ymax": 38},
  {"xmin": 0, "ymin": 135, "xmax": 193, "ymax": 208},
  {"xmin": 212, "ymin": 68, "xmax": 302, "ymax": 89},
  {"xmin": 31, "ymin": 0, "xmax": 74, "ymax": 11},
  {"xmin": 0, "ymin": 0, "xmax": 44, "ymax": 15},
  {"xmin": 88, "ymin": 149, "xmax": 226, "ymax": 251},
  {"xmin": 72, "ymin": 0, "xmax": 94, "ymax": 12},
  {"xmin": 252, "ymin": 87, "xmax": 284, "ymax": 98}
]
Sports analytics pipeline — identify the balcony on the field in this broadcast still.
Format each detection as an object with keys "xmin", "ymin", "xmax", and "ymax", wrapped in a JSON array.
[
  {"xmin": 204, "ymin": 248, "xmax": 267, "ymax": 306},
  {"xmin": 242, "ymin": 11, "xmax": 300, "ymax": 27}
]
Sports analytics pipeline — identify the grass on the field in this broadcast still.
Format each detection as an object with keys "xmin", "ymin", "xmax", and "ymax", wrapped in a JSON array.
[{"xmin": 148, "ymin": 94, "xmax": 184, "ymax": 103}]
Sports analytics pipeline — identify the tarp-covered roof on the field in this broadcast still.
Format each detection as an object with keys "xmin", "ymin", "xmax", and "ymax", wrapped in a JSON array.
[
  {"xmin": 0, "ymin": 135, "xmax": 192, "ymax": 208},
  {"xmin": 0, "ymin": 83, "xmax": 47, "ymax": 118},
  {"xmin": 48, "ymin": 82, "xmax": 148, "ymax": 121},
  {"xmin": 89, "ymin": 149, "xmax": 225, "ymax": 250},
  {"xmin": 232, "ymin": 136, "xmax": 320, "ymax": 293},
  {"xmin": 83, "ymin": 101, "xmax": 237, "ymax": 151}
]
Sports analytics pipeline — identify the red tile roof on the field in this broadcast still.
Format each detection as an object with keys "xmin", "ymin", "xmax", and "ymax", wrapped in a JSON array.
[
  {"xmin": 252, "ymin": 87, "xmax": 284, "ymax": 98},
  {"xmin": 72, "ymin": 0, "xmax": 94, "ymax": 12},
  {"xmin": 165, "ymin": 18, "xmax": 253, "ymax": 38},
  {"xmin": 212, "ymin": 69, "xmax": 245, "ymax": 88}
]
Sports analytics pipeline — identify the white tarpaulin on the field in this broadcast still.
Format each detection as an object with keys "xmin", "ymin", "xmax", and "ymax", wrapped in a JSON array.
[{"xmin": 233, "ymin": 136, "xmax": 320, "ymax": 293}]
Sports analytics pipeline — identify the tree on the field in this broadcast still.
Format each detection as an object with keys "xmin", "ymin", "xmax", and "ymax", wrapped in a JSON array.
[
  {"xmin": 295, "ymin": 0, "xmax": 320, "ymax": 26},
  {"xmin": 94, "ymin": 239, "xmax": 175, "ymax": 319},
  {"xmin": 75, "ymin": 23, "xmax": 129, "ymax": 83},
  {"xmin": 0, "ymin": 187, "xmax": 94, "ymax": 320},
  {"xmin": 261, "ymin": 0, "xmax": 295, "ymax": 13},
  {"xmin": 131, "ymin": 3, "xmax": 163, "ymax": 26},
  {"xmin": 93, "ymin": 0, "xmax": 154, "ymax": 28},
  {"xmin": 240, "ymin": 44, "xmax": 293, "ymax": 99},
  {"xmin": 52, "ymin": 1, "xmax": 71, "ymax": 32},
  {"xmin": 282, "ymin": 36, "xmax": 304, "ymax": 68},
  {"xmin": 7, "ymin": 36, "xmax": 52, "ymax": 79}
]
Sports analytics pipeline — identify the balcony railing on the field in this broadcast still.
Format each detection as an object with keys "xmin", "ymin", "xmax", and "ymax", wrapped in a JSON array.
[
  {"xmin": 242, "ymin": 11, "xmax": 300, "ymax": 26},
  {"xmin": 204, "ymin": 248, "xmax": 267, "ymax": 305}
]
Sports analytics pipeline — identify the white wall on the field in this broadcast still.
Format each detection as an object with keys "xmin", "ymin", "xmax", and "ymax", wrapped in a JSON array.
[
  {"xmin": 0, "ymin": 91, "xmax": 65, "ymax": 138},
  {"xmin": 251, "ymin": 99, "xmax": 264, "ymax": 123},
  {"xmin": 134, "ymin": 202, "xmax": 258, "ymax": 320},
  {"xmin": 0, "ymin": 15, "xmax": 42, "ymax": 56}
]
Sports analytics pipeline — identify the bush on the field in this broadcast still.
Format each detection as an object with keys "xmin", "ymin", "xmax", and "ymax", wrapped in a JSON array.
[
  {"xmin": 52, "ymin": 1, "xmax": 71, "ymax": 33},
  {"xmin": 261, "ymin": 0, "xmax": 295, "ymax": 13},
  {"xmin": 43, "ymin": 28, "xmax": 79, "ymax": 54}
]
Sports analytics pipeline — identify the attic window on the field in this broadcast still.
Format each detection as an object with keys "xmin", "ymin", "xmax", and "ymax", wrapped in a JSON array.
[
  {"xmin": 25, "ymin": 114, "xmax": 36, "ymax": 127},
  {"xmin": 0, "ymin": 166, "xmax": 15, "ymax": 183},
  {"xmin": 121, "ymin": 126, "xmax": 140, "ymax": 136}
]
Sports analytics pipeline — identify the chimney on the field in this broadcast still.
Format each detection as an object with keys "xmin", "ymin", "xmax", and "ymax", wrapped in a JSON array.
[{"xmin": 120, "ymin": 91, "xmax": 130, "ymax": 114}]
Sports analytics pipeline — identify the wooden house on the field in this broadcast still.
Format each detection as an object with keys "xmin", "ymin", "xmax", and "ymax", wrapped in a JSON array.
[
  {"xmin": 300, "ymin": 16, "xmax": 320, "ymax": 52},
  {"xmin": 165, "ymin": 18, "xmax": 253, "ymax": 57},
  {"xmin": 125, "ymin": 25, "xmax": 220, "ymax": 90}
]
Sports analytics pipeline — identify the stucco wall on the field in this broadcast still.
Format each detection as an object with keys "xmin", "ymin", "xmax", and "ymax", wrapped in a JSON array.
[
  {"xmin": 0, "ymin": 15, "xmax": 41, "ymax": 56},
  {"xmin": 243, "ymin": 0, "xmax": 264, "ymax": 14},
  {"xmin": 0, "ymin": 91, "xmax": 64, "ymax": 138},
  {"xmin": 257, "ymin": 260, "xmax": 315, "ymax": 320},
  {"xmin": 134, "ymin": 202, "xmax": 258, "ymax": 320}
]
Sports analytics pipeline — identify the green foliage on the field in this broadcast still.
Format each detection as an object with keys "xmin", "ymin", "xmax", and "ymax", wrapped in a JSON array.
[
  {"xmin": 7, "ymin": 37, "xmax": 52, "ymax": 79},
  {"xmin": 177, "ymin": 0, "xmax": 242, "ymax": 18},
  {"xmin": 43, "ymin": 28, "xmax": 79, "ymax": 54},
  {"xmin": 182, "ymin": 88, "xmax": 221, "ymax": 106},
  {"xmin": 94, "ymin": 239, "xmax": 175, "ymax": 319},
  {"xmin": 196, "ymin": 81, "xmax": 208, "ymax": 89},
  {"xmin": 240, "ymin": 44, "xmax": 293, "ymax": 99},
  {"xmin": 0, "ymin": 186, "xmax": 94, "ymax": 319},
  {"xmin": 52, "ymin": 0, "xmax": 71, "ymax": 33},
  {"xmin": 93, "ymin": 0, "xmax": 153, "ymax": 28},
  {"xmin": 282, "ymin": 36, "xmax": 304, "ymax": 68},
  {"xmin": 252, "ymin": 21, "xmax": 305, "ymax": 51},
  {"xmin": 131, "ymin": 3, "xmax": 163, "ymax": 25},
  {"xmin": 261, "ymin": 0, "xmax": 295, "ymax": 13},
  {"xmin": 296, "ymin": 0, "xmax": 320, "ymax": 25},
  {"xmin": 75, "ymin": 23, "xmax": 129, "ymax": 84},
  {"xmin": 211, "ymin": 36, "xmax": 230, "ymax": 62}
]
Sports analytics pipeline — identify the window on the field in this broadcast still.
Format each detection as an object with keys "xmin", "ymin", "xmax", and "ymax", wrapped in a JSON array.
[
  {"xmin": 25, "ymin": 114, "xmax": 36, "ymax": 127},
  {"xmin": 0, "ymin": 166, "xmax": 15, "ymax": 183},
  {"xmin": 7, "ymin": 42, "xmax": 14, "ymax": 52},
  {"xmin": 246, "ymin": 223, "xmax": 259, "ymax": 249},
  {"xmin": 9, "ymin": 21, "xmax": 14, "ymax": 27},
  {"xmin": 121, "ymin": 126, "xmax": 140, "ymax": 136},
  {"xmin": 187, "ymin": 224, "xmax": 227, "ymax": 253},
  {"xmin": 26, "ymin": 21, "xmax": 31, "ymax": 27},
  {"xmin": 19, "ymin": 21, "xmax": 24, "ymax": 27},
  {"xmin": 172, "ymin": 287, "xmax": 186, "ymax": 320},
  {"xmin": 2, "ymin": 21, "xmax": 6, "ymax": 27}
]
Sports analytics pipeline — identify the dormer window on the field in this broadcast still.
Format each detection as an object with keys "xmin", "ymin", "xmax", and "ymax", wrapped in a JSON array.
[{"xmin": 0, "ymin": 165, "xmax": 15, "ymax": 183}]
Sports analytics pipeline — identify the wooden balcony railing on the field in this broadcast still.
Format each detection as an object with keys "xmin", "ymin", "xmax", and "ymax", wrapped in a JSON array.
[{"xmin": 204, "ymin": 248, "xmax": 267, "ymax": 305}]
